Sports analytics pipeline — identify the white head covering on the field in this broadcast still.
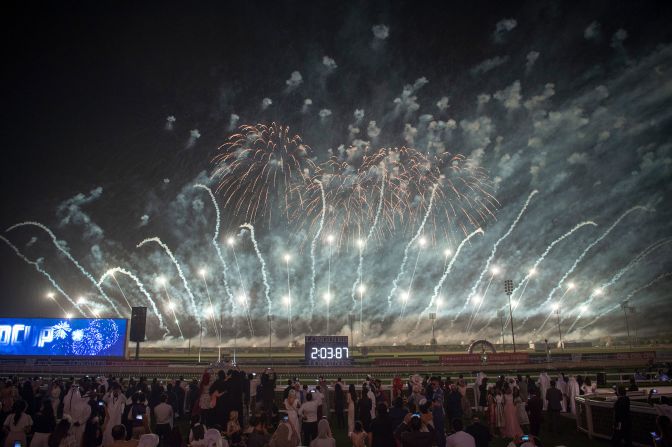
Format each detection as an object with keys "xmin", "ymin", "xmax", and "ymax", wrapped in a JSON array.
[
  {"xmin": 138, "ymin": 433, "xmax": 160, "ymax": 447},
  {"xmin": 204, "ymin": 428, "xmax": 223, "ymax": 447}
]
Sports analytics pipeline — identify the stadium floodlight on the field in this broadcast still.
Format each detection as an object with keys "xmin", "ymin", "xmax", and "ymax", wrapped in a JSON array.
[
  {"xmin": 418, "ymin": 237, "xmax": 427, "ymax": 246},
  {"xmin": 567, "ymin": 281, "xmax": 575, "ymax": 289},
  {"xmin": 283, "ymin": 253, "xmax": 291, "ymax": 262},
  {"xmin": 156, "ymin": 276, "xmax": 166, "ymax": 285},
  {"xmin": 356, "ymin": 238, "xmax": 365, "ymax": 248},
  {"xmin": 65, "ymin": 313, "xmax": 72, "ymax": 319},
  {"xmin": 282, "ymin": 295, "xmax": 290, "ymax": 305},
  {"xmin": 551, "ymin": 303, "xmax": 560, "ymax": 311},
  {"xmin": 326, "ymin": 234, "xmax": 335, "ymax": 244},
  {"xmin": 444, "ymin": 249, "xmax": 452, "ymax": 258},
  {"xmin": 357, "ymin": 284, "xmax": 366, "ymax": 295},
  {"xmin": 168, "ymin": 302, "xmax": 176, "ymax": 310},
  {"xmin": 324, "ymin": 292, "xmax": 332, "ymax": 303},
  {"xmin": 47, "ymin": 293, "xmax": 54, "ymax": 299},
  {"xmin": 593, "ymin": 287, "xmax": 604, "ymax": 296},
  {"xmin": 580, "ymin": 304, "xmax": 588, "ymax": 312},
  {"xmin": 472, "ymin": 294, "xmax": 482, "ymax": 304},
  {"xmin": 402, "ymin": 291, "xmax": 410, "ymax": 302},
  {"xmin": 504, "ymin": 279, "xmax": 516, "ymax": 352},
  {"xmin": 208, "ymin": 305, "xmax": 214, "ymax": 315},
  {"xmin": 226, "ymin": 236, "xmax": 235, "ymax": 246},
  {"xmin": 77, "ymin": 297, "xmax": 86, "ymax": 305},
  {"xmin": 491, "ymin": 266, "xmax": 501, "ymax": 275},
  {"xmin": 199, "ymin": 268, "xmax": 207, "ymax": 277}
]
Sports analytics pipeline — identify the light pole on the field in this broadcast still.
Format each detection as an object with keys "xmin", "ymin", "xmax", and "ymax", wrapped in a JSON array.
[
  {"xmin": 504, "ymin": 279, "xmax": 516, "ymax": 353},
  {"xmin": 268, "ymin": 315, "xmax": 273, "ymax": 361},
  {"xmin": 497, "ymin": 310, "xmax": 505, "ymax": 352},
  {"xmin": 552, "ymin": 303, "xmax": 563, "ymax": 350},
  {"xmin": 284, "ymin": 254, "xmax": 292, "ymax": 345},
  {"xmin": 429, "ymin": 313, "xmax": 437, "ymax": 349},
  {"xmin": 348, "ymin": 313, "xmax": 355, "ymax": 348},
  {"xmin": 621, "ymin": 302, "xmax": 635, "ymax": 350}
]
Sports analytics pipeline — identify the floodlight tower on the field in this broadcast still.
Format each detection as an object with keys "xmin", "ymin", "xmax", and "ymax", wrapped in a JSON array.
[{"xmin": 504, "ymin": 279, "xmax": 516, "ymax": 353}]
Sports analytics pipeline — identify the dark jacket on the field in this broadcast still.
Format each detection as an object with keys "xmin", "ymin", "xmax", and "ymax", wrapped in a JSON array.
[
  {"xmin": 465, "ymin": 421, "xmax": 492, "ymax": 447},
  {"xmin": 395, "ymin": 421, "xmax": 436, "ymax": 447},
  {"xmin": 546, "ymin": 387, "xmax": 563, "ymax": 411}
]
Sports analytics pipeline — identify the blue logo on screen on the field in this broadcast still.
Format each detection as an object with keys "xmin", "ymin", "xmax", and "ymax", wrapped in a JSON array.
[{"xmin": 0, "ymin": 318, "xmax": 126, "ymax": 357}]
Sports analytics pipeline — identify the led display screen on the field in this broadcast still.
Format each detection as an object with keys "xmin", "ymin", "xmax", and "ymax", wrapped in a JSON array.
[
  {"xmin": 304, "ymin": 335, "xmax": 350, "ymax": 366},
  {"xmin": 0, "ymin": 318, "xmax": 128, "ymax": 357}
]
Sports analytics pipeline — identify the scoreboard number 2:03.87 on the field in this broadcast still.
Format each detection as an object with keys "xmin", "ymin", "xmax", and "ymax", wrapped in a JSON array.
[
  {"xmin": 310, "ymin": 346, "xmax": 349, "ymax": 360},
  {"xmin": 304, "ymin": 335, "xmax": 351, "ymax": 365}
]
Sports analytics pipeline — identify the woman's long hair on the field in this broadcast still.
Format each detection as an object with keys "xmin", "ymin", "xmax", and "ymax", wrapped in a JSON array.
[
  {"xmin": 48, "ymin": 419, "xmax": 71, "ymax": 447},
  {"xmin": 12, "ymin": 400, "xmax": 26, "ymax": 425},
  {"xmin": 349, "ymin": 384, "xmax": 357, "ymax": 405}
]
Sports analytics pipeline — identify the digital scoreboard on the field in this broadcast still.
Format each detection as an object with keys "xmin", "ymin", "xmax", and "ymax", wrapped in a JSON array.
[{"xmin": 304, "ymin": 335, "xmax": 351, "ymax": 366}]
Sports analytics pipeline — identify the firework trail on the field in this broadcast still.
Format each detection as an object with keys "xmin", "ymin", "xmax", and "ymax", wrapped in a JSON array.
[
  {"xmin": 539, "ymin": 237, "xmax": 671, "ymax": 334},
  {"xmin": 576, "ymin": 272, "xmax": 672, "ymax": 332},
  {"xmin": 416, "ymin": 227, "xmax": 484, "ymax": 329},
  {"xmin": 194, "ymin": 184, "xmax": 236, "ymax": 309},
  {"xmin": 522, "ymin": 206, "xmax": 650, "ymax": 329},
  {"xmin": 240, "ymin": 223, "xmax": 272, "ymax": 317},
  {"xmin": 0, "ymin": 235, "xmax": 85, "ymax": 316},
  {"xmin": 465, "ymin": 272, "xmax": 495, "ymax": 335},
  {"xmin": 386, "ymin": 184, "xmax": 438, "ymax": 312},
  {"xmin": 229, "ymin": 240, "xmax": 255, "ymax": 337},
  {"xmin": 352, "ymin": 173, "xmax": 386, "ymax": 308},
  {"xmin": 535, "ymin": 284, "xmax": 575, "ymax": 335},
  {"xmin": 6, "ymin": 221, "xmax": 123, "ymax": 317},
  {"xmin": 109, "ymin": 273, "xmax": 133, "ymax": 310},
  {"xmin": 453, "ymin": 190, "xmax": 538, "ymax": 324},
  {"xmin": 97, "ymin": 267, "xmax": 168, "ymax": 335},
  {"xmin": 565, "ymin": 237, "xmax": 668, "ymax": 334},
  {"xmin": 503, "ymin": 220, "xmax": 598, "ymax": 330},
  {"xmin": 136, "ymin": 237, "xmax": 200, "ymax": 322},
  {"xmin": 308, "ymin": 180, "xmax": 326, "ymax": 320}
]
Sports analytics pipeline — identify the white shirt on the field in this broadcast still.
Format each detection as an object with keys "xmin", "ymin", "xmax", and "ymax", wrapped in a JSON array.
[
  {"xmin": 300, "ymin": 400, "xmax": 319, "ymax": 423},
  {"xmin": 313, "ymin": 391, "xmax": 324, "ymax": 406},
  {"xmin": 154, "ymin": 402, "xmax": 174, "ymax": 426},
  {"xmin": 446, "ymin": 430, "xmax": 476, "ymax": 447}
]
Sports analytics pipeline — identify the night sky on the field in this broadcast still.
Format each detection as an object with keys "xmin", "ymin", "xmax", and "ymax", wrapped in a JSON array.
[{"xmin": 2, "ymin": 1, "xmax": 671, "ymax": 346}]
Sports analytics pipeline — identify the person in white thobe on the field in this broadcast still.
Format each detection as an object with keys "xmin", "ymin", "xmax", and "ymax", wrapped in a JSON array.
[
  {"xmin": 62, "ymin": 386, "xmax": 91, "ymax": 446},
  {"xmin": 567, "ymin": 376, "xmax": 580, "ymax": 415},
  {"xmin": 538, "ymin": 373, "xmax": 550, "ymax": 411},
  {"xmin": 475, "ymin": 372, "xmax": 486, "ymax": 412},
  {"xmin": 556, "ymin": 376, "xmax": 567, "ymax": 412},
  {"xmin": 102, "ymin": 387, "xmax": 127, "ymax": 447}
]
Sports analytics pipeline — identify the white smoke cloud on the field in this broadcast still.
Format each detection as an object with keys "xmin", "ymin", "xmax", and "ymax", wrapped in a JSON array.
[
  {"xmin": 57, "ymin": 187, "xmax": 105, "ymax": 240},
  {"xmin": 567, "ymin": 152, "xmax": 589, "ymax": 165},
  {"xmin": 494, "ymin": 18, "xmax": 517, "ymax": 42},
  {"xmin": 354, "ymin": 109, "xmax": 365, "ymax": 122},
  {"xmin": 494, "ymin": 80, "xmax": 522, "ymax": 111},
  {"xmin": 186, "ymin": 129, "xmax": 201, "ymax": 148},
  {"xmin": 165, "ymin": 115, "xmax": 176, "ymax": 131},
  {"xmin": 403, "ymin": 123, "xmax": 417, "ymax": 145},
  {"xmin": 318, "ymin": 109, "xmax": 332, "ymax": 119},
  {"xmin": 477, "ymin": 93, "xmax": 492, "ymax": 107},
  {"xmin": 611, "ymin": 28, "xmax": 628, "ymax": 49},
  {"xmin": 302, "ymin": 98, "xmax": 313, "ymax": 114},
  {"xmin": 436, "ymin": 96, "xmax": 449, "ymax": 111},
  {"xmin": 460, "ymin": 116, "xmax": 495, "ymax": 149},
  {"xmin": 470, "ymin": 55, "xmax": 509, "ymax": 76},
  {"xmin": 524, "ymin": 83, "xmax": 555, "ymax": 110},
  {"xmin": 25, "ymin": 236, "xmax": 37, "ymax": 248},
  {"xmin": 584, "ymin": 21, "xmax": 601, "ymax": 40},
  {"xmin": 525, "ymin": 51, "xmax": 540, "ymax": 73},
  {"xmin": 286, "ymin": 71, "xmax": 303, "ymax": 89},
  {"xmin": 261, "ymin": 97, "xmax": 273, "ymax": 109},
  {"xmin": 322, "ymin": 56, "xmax": 337, "ymax": 70},
  {"xmin": 228, "ymin": 113, "xmax": 239, "ymax": 131},
  {"xmin": 367, "ymin": 121, "xmax": 381, "ymax": 139},
  {"xmin": 372, "ymin": 24, "xmax": 389, "ymax": 40},
  {"xmin": 140, "ymin": 215, "xmax": 149, "ymax": 226}
]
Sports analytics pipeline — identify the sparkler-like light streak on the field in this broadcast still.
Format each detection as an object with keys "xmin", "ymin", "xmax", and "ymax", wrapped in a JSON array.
[
  {"xmin": 522, "ymin": 206, "xmax": 650, "ymax": 328},
  {"xmin": 402, "ymin": 236, "xmax": 427, "ymax": 318},
  {"xmin": 535, "ymin": 282, "xmax": 575, "ymax": 334},
  {"xmin": 453, "ymin": 190, "xmax": 538, "ymax": 323},
  {"xmin": 98, "ymin": 267, "xmax": 168, "ymax": 334},
  {"xmin": 200, "ymin": 270, "xmax": 221, "ymax": 342},
  {"xmin": 351, "ymin": 173, "xmax": 385, "ymax": 308},
  {"xmin": 109, "ymin": 272, "xmax": 133, "ymax": 311},
  {"xmin": 577, "ymin": 272, "xmax": 672, "ymax": 332},
  {"xmin": 227, "ymin": 237, "xmax": 255, "ymax": 337},
  {"xmin": 137, "ymin": 237, "xmax": 199, "ymax": 323},
  {"xmin": 564, "ymin": 238, "xmax": 668, "ymax": 334},
  {"xmin": 240, "ymin": 223, "xmax": 272, "ymax": 317},
  {"xmin": 416, "ymin": 227, "xmax": 484, "ymax": 328},
  {"xmin": 6, "ymin": 221, "xmax": 123, "ymax": 317},
  {"xmin": 158, "ymin": 278, "xmax": 184, "ymax": 339},
  {"xmin": 284, "ymin": 255, "xmax": 293, "ymax": 340},
  {"xmin": 193, "ymin": 184, "xmax": 236, "ymax": 311},
  {"xmin": 308, "ymin": 180, "xmax": 326, "ymax": 321},
  {"xmin": 386, "ymin": 184, "xmax": 438, "ymax": 312},
  {"xmin": 0, "ymin": 235, "xmax": 85, "ymax": 316},
  {"xmin": 465, "ymin": 271, "xmax": 495, "ymax": 335},
  {"xmin": 503, "ymin": 220, "xmax": 598, "ymax": 330}
]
